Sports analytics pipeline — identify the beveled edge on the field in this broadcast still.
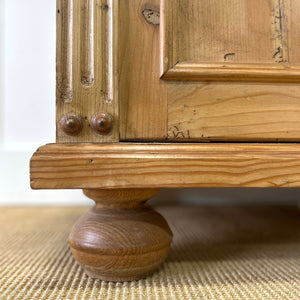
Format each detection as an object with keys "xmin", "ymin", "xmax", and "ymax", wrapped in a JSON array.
[{"xmin": 30, "ymin": 143, "xmax": 300, "ymax": 189}]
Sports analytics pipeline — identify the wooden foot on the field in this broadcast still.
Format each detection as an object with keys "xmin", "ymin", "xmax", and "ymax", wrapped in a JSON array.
[{"xmin": 68, "ymin": 189, "xmax": 173, "ymax": 282}]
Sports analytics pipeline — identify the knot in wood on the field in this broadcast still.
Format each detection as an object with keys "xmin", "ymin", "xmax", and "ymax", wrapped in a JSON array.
[{"xmin": 142, "ymin": 9, "xmax": 160, "ymax": 25}]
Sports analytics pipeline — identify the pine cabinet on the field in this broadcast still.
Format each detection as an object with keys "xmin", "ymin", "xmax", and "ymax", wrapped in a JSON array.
[{"xmin": 31, "ymin": 0, "xmax": 300, "ymax": 281}]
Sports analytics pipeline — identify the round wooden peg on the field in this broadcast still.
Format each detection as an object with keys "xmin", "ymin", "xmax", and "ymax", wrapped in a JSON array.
[
  {"xmin": 59, "ymin": 114, "xmax": 83, "ymax": 136},
  {"xmin": 91, "ymin": 113, "xmax": 113, "ymax": 135}
]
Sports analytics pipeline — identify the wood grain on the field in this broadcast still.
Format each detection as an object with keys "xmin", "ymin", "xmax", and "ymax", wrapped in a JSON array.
[
  {"xmin": 30, "ymin": 143, "xmax": 300, "ymax": 189},
  {"xmin": 119, "ymin": 0, "xmax": 167, "ymax": 140},
  {"xmin": 162, "ymin": 63, "xmax": 300, "ymax": 82},
  {"xmin": 56, "ymin": 0, "xmax": 119, "ymax": 142},
  {"xmin": 80, "ymin": 0, "xmax": 94, "ymax": 86},
  {"xmin": 289, "ymin": 0, "xmax": 300, "ymax": 63},
  {"xmin": 57, "ymin": 0, "xmax": 73, "ymax": 103},
  {"xmin": 271, "ymin": 0, "xmax": 289, "ymax": 64},
  {"xmin": 69, "ymin": 188, "xmax": 172, "ymax": 281},
  {"xmin": 161, "ymin": 0, "xmax": 300, "ymax": 82},
  {"xmin": 167, "ymin": 82, "xmax": 300, "ymax": 141}
]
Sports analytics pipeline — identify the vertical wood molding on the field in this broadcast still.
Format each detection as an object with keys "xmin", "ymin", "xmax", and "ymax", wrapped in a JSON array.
[
  {"xmin": 101, "ymin": 0, "xmax": 114, "ymax": 103},
  {"xmin": 80, "ymin": 0, "xmax": 94, "ymax": 86},
  {"xmin": 56, "ymin": 0, "xmax": 119, "ymax": 142},
  {"xmin": 57, "ymin": 0, "xmax": 73, "ymax": 103},
  {"xmin": 160, "ymin": 0, "xmax": 170, "ymax": 77}
]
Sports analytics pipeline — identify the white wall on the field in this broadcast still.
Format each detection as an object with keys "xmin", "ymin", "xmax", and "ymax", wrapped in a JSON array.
[
  {"xmin": 0, "ymin": 0, "xmax": 5, "ymax": 143},
  {"xmin": 1, "ymin": 0, "xmax": 300, "ymax": 206},
  {"xmin": 2, "ymin": 0, "xmax": 55, "ymax": 150},
  {"xmin": 0, "ymin": 0, "xmax": 91, "ymax": 205}
]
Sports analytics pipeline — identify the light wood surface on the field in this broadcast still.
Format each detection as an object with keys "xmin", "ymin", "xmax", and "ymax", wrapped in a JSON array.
[
  {"xmin": 69, "ymin": 188, "xmax": 172, "ymax": 281},
  {"xmin": 119, "ymin": 0, "xmax": 167, "ymax": 140},
  {"xmin": 161, "ymin": 0, "xmax": 300, "ymax": 82},
  {"xmin": 161, "ymin": 0, "xmax": 300, "ymax": 141},
  {"xmin": 162, "ymin": 63, "xmax": 300, "ymax": 82},
  {"xmin": 55, "ymin": 0, "xmax": 300, "ymax": 141},
  {"xmin": 56, "ymin": 0, "xmax": 119, "ymax": 142},
  {"xmin": 32, "ymin": 0, "xmax": 300, "ymax": 283},
  {"xmin": 289, "ymin": 0, "xmax": 300, "ymax": 63},
  {"xmin": 167, "ymin": 82, "xmax": 300, "ymax": 141},
  {"xmin": 31, "ymin": 143, "xmax": 300, "ymax": 189}
]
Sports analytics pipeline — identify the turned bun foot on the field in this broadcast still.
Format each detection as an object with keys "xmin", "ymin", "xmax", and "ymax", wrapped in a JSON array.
[{"xmin": 68, "ymin": 189, "xmax": 173, "ymax": 282}]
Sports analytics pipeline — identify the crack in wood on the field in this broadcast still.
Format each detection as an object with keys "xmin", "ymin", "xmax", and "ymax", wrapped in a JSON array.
[{"xmin": 272, "ymin": 0, "xmax": 288, "ymax": 63}]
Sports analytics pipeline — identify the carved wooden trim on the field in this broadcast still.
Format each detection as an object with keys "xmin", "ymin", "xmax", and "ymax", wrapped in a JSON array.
[
  {"xmin": 80, "ymin": 0, "xmax": 95, "ymax": 86},
  {"xmin": 160, "ymin": 0, "xmax": 300, "ymax": 82},
  {"xmin": 101, "ymin": 0, "xmax": 114, "ymax": 103},
  {"xmin": 162, "ymin": 62, "xmax": 300, "ymax": 83},
  {"xmin": 31, "ymin": 143, "xmax": 300, "ymax": 189},
  {"xmin": 56, "ymin": 0, "xmax": 119, "ymax": 142},
  {"xmin": 57, "ymin": 0, "xmax": 73, "ymax": 103}
]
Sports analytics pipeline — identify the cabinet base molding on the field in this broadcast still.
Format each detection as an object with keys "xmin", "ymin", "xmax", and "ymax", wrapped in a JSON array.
[
  {"xmin": 31, "ymin": 143, "xmax": 300, "ymax": 189},
  {"xmin": 68, "ymin": 188, "xmax": 172, "ymax": 281}
]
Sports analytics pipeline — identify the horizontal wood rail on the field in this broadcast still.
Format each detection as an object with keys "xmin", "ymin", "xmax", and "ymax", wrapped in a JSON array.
[
  {"xmin": 30, "ymin": 143, "xmax": 300, "ymax": 189},
  {"xmin": 161, "ymin": 62, "xmax": 300, "ymax": 82}
]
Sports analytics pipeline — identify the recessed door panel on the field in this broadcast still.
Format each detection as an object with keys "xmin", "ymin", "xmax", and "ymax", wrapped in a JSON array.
[{"xmin": 161, "ymin": 0, "xmax": 300, "ymax": 141}]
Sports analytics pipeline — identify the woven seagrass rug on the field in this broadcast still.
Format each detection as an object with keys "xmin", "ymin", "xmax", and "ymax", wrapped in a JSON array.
[{"xmin": 0, "ymin": 205, "xmax": 299, "ymax": 299}]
